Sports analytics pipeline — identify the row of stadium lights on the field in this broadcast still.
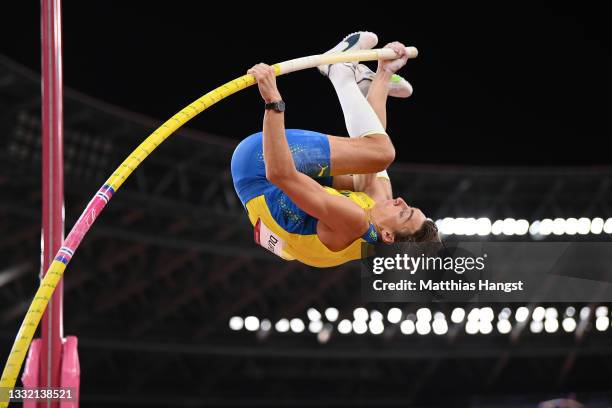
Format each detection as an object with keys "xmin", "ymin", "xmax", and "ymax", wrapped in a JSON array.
[
  {"xmin": 229, "ymin": 306, "xmax": 611, "ymax": 342},
  {"xmin": 434, "ymin": 217, "xmax": 612, "ymax": 236}
]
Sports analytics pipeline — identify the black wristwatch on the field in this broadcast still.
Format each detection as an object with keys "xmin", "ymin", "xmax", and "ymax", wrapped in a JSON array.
[{"xmin": 265, "ymin": 100, "xmax": 286, "ymax": 112}]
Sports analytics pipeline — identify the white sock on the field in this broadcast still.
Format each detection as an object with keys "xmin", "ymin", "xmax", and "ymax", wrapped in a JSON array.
[{"xmin": 328, "ymin": 64, "xmax": 386, "ymax": 138}]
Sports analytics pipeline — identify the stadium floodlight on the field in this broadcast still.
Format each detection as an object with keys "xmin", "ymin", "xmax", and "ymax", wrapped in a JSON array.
[
  {"xmin": 545, "ymin": 307, "xmax": 558, "ymax": 320},
  {"xmin": 353, "ymin": 307, "xmax": 369, "ymax": 321},
  {"xmin": 564, "ymin": 218, "xmax": 578, "ymax": 235},
  {"xmin": 353, "ymin": 320, "xmax": 368, "ymax": 335},
  {"xmin": 400, "ymin": 320, "xmax": 415, "ymax": 335},
  {"xmin": 502, "ymin": 218, "xmax": 516, "ymax": 236},
  {"xmin": 454, "ymin": 218, "xmax": 466, "ymax": 235},
  {"xmin": 514, "ymin": 219, "xmax": 529, "ymax": 235},
  {"xmin": 595, "ymin": 316, "xmax": 610, "ymax": 332},
  {"xmin": 499, "ymin": 307, "xmax": 511, "ymax": 320},
  {"xmin": 229, "ymin": 316, "xmax": 244, "ymax": 331},
  {"xmin": 309, "ymin": 320, "xmax": 323, "ymax": 333},
  {"xmin": 387, "ymin": 307, "xmax": 403, "ymax": 324},
  {"xmin": 565, "ymin": 306, "xmax": 576, "ymax": 317},
  {"xmin": 464, "ymin": 217, "xmax": 477, "ymax": 236},
  {"xmin": 467, "ymin": 308, "xmax": 480, "ymax": 322},
  {"xmin": 562, "ymin": 317, "xmax": 577, "ymax": 332},
  {"xmin": 325, "ymin": 307, "xmax": 339, "ymax": 322},
  {"xmin": 552, "ymin": 218, "xmax": 566, "ymax": 235},
  {"xmin": 491, "ymin": 220, "xmax": 504, "ymax": 235},
  {"xmin": 416, "ymin": 307, "xmax": 432, "ymax": 322},
  {"xmin": 432, "ymin": 318, "xmax": 448, "ymax": 335},
  {"xmin": 439, "ymin": 217, "xmax": 454, "ymax": 235},
  {"xmin": 307, "ymin": 307, "xmax": 321, "ymax": 322},
  {"xmin": 497, "ymin": 319, "xmax": 512, "ymax": 334},
  {"xmin": 580, "ymin": 306, "xmax": 591, "ymax": 321},
  {"xmin": 539, "ymin": 219, "xmax": 553, "ymax": 235},
  {"xmin": 476, "ymin": 217, "xmax": 492, "ymax": 236},
  {"xmin": 451, "ymin": 307, "xmax": 465, "ymax": 323},
  {"xmin": 465, "ymin": 320, "xmax": 479, "ymax": 335},
  {"xmin": 370, "ymin": 310, "xmax": 384, "ymax": 321},
  {"xmin": 480, "ymin": 307, "xmax": 494, "ymax": 322},
  {"xmin": 595, "ymin": 306, "xmax": 609, "ymax": 317},
  {"xmin": 275, "ymin": 318, "xmax": 290, "ymax": 333},
  {"xmin": 515, "ymin": 306, "xmax": 529, "ymax": 322},
  {"xmin": 416, "ymin": 320, "xmax": 431, "ymax": 335},
  {"xmin": 244, "ymin": 316, "xmax": 260, "ymax": 332},
  {"xmin": 529, "ymin": 220, "xmax": 541, "ymax": 235},
  {"xmin": 530, "ymin": 320, "xmax": 544, "ymax": 333},
  {"xmin": 544, "ymin": 318, "xmax": 559, "ymax": 333},
  {"xmin": 591, "ymin": 217, "xmax": 604, "ymax": 234},
  {"xmin": 260, "ymin": 319, "xmax": 272, "ymax": 332},
  {"xmin": 290, "ymin": 318, "xmax": 305, "ymax": 333},
  {"xmin": 337, "ymin": 319, "xmax": 352, "ymax": 334},
  {"xmin": 532, "ymin": 306, "xmax": 545, "ymax": 322},
  {"xmin": 369, "ymin": 319, "xmax": 385, "ymax": 335},
  {"xmin": 479, "ymin": 321, "xmax": 493, "ymax": 335},
  {"xmin": 577, "ymin": 217, "xmax": 591, "ymax": 234},
  {"xmin": 604, "ymin": 218, "xmax": 612, "ymax": 234}
]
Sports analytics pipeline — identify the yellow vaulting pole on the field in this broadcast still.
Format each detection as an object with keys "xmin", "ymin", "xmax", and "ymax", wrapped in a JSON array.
[{"xmin": 0, "ymin": 46, "xmax": 417, "ymax": 407}]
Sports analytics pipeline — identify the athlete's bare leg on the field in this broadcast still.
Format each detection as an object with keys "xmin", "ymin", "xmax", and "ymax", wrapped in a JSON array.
[{"xmin": 325, "ymin": 41, "xmax": 409, "ymax": 187}]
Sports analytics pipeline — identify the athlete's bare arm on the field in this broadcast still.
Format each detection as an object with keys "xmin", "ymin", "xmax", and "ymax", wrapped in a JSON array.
[{"xmin": 248, "ymin": 64, "xmax": 369, "ymax": 240}]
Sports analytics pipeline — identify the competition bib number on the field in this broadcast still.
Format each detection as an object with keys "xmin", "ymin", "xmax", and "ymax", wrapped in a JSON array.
[{"xmin": 254, "ymin": 218, "xmax": 287, "ymax": 259}]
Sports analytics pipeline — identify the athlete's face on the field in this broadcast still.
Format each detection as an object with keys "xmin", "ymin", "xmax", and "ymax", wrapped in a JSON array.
[{"xmin": 376, "ymin": 197, "xmax": 426, "ymax": 243}]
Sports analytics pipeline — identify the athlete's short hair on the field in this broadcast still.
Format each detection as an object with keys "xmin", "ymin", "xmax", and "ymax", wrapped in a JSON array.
[{"xmin": 395, "ymin": 219, "xmax": 440, "ymax": 243}]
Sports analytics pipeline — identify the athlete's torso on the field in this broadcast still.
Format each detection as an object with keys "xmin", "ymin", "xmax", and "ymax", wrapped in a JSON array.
[{"xmin": 246, "ymin": 187, "xmax": 378, "ymax": 268}]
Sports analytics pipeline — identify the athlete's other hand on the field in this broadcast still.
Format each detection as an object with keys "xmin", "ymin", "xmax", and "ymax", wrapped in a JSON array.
[
  {"xmin": 248, "ymin": 63, "xmax": 282, "ymax": 103},
  {"xmin": 378, "ymin": 41, "xmax": 409, "ymax": 74}
]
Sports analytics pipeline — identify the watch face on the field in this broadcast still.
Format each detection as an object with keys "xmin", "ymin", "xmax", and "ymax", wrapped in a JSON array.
[{"xmin": 277, "ymin": 101, "xmax": 286, "ymax": 112}]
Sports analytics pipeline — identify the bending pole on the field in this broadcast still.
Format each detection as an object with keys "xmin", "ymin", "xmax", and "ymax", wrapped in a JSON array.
[
  {"xmin": 0, "ymin": 45, "xmax": 417, "ymax": 407},
  {"xmin": 39, "ymin": 1, "xmax": 65, "ymax": 407}
]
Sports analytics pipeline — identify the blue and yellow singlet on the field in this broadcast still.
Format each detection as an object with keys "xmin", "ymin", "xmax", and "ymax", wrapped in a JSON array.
[{"xmin": 231, "ymin": 129, "xmax": 378, "ymax": 268}]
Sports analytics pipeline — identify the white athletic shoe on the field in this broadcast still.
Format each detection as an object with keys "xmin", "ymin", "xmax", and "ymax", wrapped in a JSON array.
[
  {"xmin": 317, "ymin": 31, "xmax": 378, "ymax": 77},
  {"xmin": 355, "ymin": 63, "xmax": 413, "ymax": 98}
]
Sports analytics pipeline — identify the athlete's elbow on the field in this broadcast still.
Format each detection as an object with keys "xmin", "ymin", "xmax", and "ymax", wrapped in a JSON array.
[
  {"xmin": 266, "ymin": 169, "xmax": 289, "ymax": 186},
  {"xmin": 381, "ymin": 144, "xmax": 396, "ymax": 167},
  {"xmin": 377, "ymin": 138, "xmax": 395, "ymax": 169},
  {"xmin": 367, "ymin": 133, "xmax": 396, "ymax": 169}
]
